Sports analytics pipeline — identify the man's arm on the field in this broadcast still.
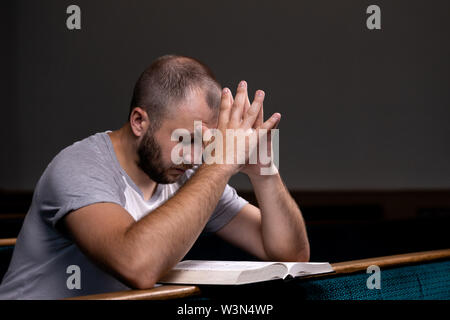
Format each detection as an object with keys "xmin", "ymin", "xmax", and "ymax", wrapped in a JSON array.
[
  {"xmin": 215, "ymin": 84, "xmax": 309, "ymax": 262},
  {"xmin": 216, "ymin": 173, "xmax": 310, "ymax": 262},
  {"xmin": 63, "ymin": 163, "xmax": 232, "ymax": 289},
  {"xmin": 63, "ymin": 82, "xmax": 277, "ymax": 289}
]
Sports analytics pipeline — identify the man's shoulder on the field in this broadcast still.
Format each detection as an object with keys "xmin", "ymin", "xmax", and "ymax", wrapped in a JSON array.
[
  {"xmin": 57, "ymin": 131, "xmax": 109, "ymax": 159},
  {"xmin": 49, "ymin": 131, "xmax": 112, "ymax": 170},
  {"xmin": 32, "ymin": 131, "xmax": 125, "ymax": 209},
  {"xmin": 37, "ymin": 131, "xmax": 121, "ymax": 190}
]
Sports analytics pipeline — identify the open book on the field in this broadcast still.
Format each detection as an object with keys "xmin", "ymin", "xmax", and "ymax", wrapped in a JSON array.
[{"xmin": 158, "ymin": 260, "xmax": 334, "ymax": 285}]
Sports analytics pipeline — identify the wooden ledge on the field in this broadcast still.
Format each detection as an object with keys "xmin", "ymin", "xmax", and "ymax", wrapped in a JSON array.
[
  {"xmin": 68, "ymin": 249, "xmax": 450, "ymax": 300},
  {"xmin": 65, "ymin": 285, "xmax": 201, "ymax": 300},
  {"xmin": 331, "ymin": 248, "xmax": 450, "ymax": 274},
  {"xmin": 0, "ymin": 213, "xmax": 26, "ymax": 220},
  {"xmin": 3, "ymin": 238, "xmax": 448, "ymax": 300},
  {"xmin": 0, "ymin": 238, "xmax": 16, "ymax": 246}
]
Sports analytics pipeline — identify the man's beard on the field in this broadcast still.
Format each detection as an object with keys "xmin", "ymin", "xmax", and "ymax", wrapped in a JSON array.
[{"xmin": 137, "ymin": 129, "xmax": 176, "ymax": 184}]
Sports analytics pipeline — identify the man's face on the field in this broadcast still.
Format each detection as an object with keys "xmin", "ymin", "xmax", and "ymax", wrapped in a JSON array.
[{"xmin": 137, "ymin": 88, "xmax": 218, "ymax": 184}]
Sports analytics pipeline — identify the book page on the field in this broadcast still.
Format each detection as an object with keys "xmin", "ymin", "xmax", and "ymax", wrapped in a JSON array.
[
  {"xmin": 160, "ymin": 260, "xmax": 289, "ymax": 285},
  {"xmin": 283, "ymin": 262, "xmax": 334, "ymax": 277},
  {"xmin": 161, "ymin": 261, "xmax": 334, "ymax": 285},
  {"xmin": 175, "ymin": 260, "xmax": 283, "ymax": 272}
]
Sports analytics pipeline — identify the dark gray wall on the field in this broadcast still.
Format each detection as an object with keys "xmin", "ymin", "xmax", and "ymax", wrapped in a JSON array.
[{"xmin": 2, "ymin": 0, "xmax": 450, "ymax": 191}]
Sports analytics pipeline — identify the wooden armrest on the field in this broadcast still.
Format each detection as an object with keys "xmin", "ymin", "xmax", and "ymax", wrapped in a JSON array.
[
  {"xmin": 0, "ymin": 238, "xmax": 16, "ymax": 247},
  {"xmin": 64, "ymin": 285, "xmax": 201, "ymax": 300},
  {"xmin": 0, "ymin": 213, "xmax": 26, "ymax": 220},
  {"xmin": 331, "ymin": 248, "xmax": 450, "ymax": 274}
]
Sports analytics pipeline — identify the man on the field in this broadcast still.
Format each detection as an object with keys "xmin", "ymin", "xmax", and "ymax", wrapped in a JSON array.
[{"xmin": 0, "ymin": 55, "xmax": 309, "ymax": 299}]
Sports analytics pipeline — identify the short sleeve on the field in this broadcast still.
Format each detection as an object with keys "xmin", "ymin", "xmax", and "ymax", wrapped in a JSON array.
[
  {"xmin": 37, "ymin": 144, "xmax": 125, "ymax": 228},
  {"xmin": 203, "ymin": 184, "xmax": 249, "ymax": 233}
]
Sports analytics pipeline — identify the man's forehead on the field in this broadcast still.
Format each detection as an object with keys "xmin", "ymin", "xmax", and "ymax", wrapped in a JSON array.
[
  {"xmin": 167, "ymin": 117, "xmax": 217, "ymax": 134},
  {"xmin": 165, "ymin": 92, "xmax": 218, "ymax": 132}
]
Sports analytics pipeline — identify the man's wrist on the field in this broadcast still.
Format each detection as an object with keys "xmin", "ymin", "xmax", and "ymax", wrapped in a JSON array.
[
  {"xmin": 198, "ymin": 163, "xmax": 237, "ymax": 180},
  {"xmin": 248, "ymin": 171, "xmax": 281, "ymax": 185}
]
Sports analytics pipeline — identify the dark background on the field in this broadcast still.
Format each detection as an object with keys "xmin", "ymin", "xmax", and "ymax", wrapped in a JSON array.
[{"xmin": 1, "ymin": 0, "xmax": 449, "ymax": 271}]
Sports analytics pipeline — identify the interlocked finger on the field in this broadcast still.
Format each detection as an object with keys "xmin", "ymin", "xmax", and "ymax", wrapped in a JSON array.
[
  {"xmin": 230, "ymin": 81, "xmax": 248, "ymax": 127},
  {"xmin": 242, "ymin": 90, "xmax": 265, "ymax": 129}
]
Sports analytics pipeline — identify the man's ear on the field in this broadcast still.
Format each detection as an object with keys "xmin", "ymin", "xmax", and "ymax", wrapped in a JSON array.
[{"xmin": 129, "ymin": 107, "xmax": 150, "ymax": 137}]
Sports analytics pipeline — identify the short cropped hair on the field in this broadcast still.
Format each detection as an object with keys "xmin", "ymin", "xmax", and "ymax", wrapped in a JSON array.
[{"xmin": 128, "ymin": 54, "xmax": 222, "ymax": 130}]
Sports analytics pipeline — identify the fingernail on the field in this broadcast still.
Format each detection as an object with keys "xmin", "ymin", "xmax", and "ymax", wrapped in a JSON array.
[
  {"xmin": 257, "ymin": 90, "xmax": 265, "ymax": 97},
  {"xmin": 239, "ymin": 81, "xmax": 246, "ymax": 88},
  {"xmin": 222, "ymin": 88, "xmax": 228, "ymax": 95}
]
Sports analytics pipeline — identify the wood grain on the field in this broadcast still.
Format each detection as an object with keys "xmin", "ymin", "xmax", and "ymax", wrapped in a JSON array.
[
  {"xmin": 0, "ymin": 238, "xmax": 16, "ymax": 246},
  {"xmin": 331, "ymin": 248, "xmax": 450, "ymax": 274},
  {"xmin": 0, "ymin": 213, "xmax": 26, "ymax": 220},
  {"xmin": 65, "ymin": 285, "xmax": 201, "ymax": 300}
]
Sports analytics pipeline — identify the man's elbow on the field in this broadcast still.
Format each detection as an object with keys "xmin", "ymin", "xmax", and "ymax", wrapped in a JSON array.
[
  {"xmin": 122, "ymin": 270, "xmax": 159, "ymax": 290},
  {"xmin": 290, "ymin": 245, "xmax": 310, "ymax": 262},
  {"xmin": 127, "ymin": 275, "xmax": 157, "ymax": 290},
  {"xmin": 267, "ymin": 246, "xmax": 310, "ymax": 262},
  {"xmin": 296, "ymin": 248, "xmax": 310, "ymax": 262},
  {"xmin": 114, "ymin": 257, "xmax": 159, "ymax": 290}
]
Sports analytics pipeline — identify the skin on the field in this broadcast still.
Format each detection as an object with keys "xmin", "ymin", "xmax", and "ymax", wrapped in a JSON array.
[{"xmin": 63, "ymin": 81, "xmax": 310, "ymax": 289}]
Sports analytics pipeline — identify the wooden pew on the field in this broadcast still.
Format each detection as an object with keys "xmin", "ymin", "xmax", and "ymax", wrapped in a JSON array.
[
  {"xmin": 0, "ymin": 238, "xmax": 16, "ymax": 247},
  {"xmin": 67, "ymin": 248, "xmax": 450, "ymax": 300},
  {"xmin": 1, "ymin": 238, "xmax": 448, "ymax": 300},
  {"xmin": 2, "ymin": 238, "xmax": 448, "ymax": 300},
  {"xmin": 332, "ymin": 248, "xmax": 450, "ymax": 274},
  {"xmin": 66, "ymin": 285, "xmax": 201, "ymax": 300}
]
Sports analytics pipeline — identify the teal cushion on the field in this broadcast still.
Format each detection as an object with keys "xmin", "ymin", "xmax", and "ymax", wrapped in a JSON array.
[{"xmin": 297, "ymin": 260, "xmax": 450, "ymax": 300}]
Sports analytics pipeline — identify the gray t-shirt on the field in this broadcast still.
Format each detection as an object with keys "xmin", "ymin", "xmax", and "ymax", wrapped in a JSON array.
[{"xmin": 0, "ymin": 131, "xmax": 248, "ymax": 299}]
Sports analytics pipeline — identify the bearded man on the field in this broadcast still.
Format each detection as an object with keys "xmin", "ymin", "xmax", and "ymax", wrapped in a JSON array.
[{"xmin": 0, "ymin": 55, "xmax": 309, "ymax": 299}]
